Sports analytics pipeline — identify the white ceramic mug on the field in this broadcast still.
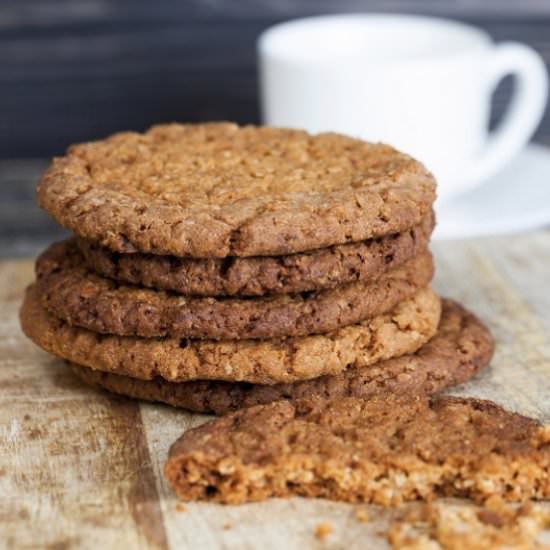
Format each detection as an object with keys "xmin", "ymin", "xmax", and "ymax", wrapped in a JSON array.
[{"xmin": 258, "ymin": 14, "xmax": 549, "ymax": 201}]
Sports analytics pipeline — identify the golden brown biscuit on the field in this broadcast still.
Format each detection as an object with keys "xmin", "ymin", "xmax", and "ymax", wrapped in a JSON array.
[
  {"xmin": 37, "ymin": 123, "xmax": 436, "ymax": 257},
  {"xmin": 20, "ymin": 285, "xmax": 441, "ymax": 384},
  {"xmin": 77, "ymin": 213, "xmax": 434, "ymax": 297},
  {"xmin": 36, "ymin": 240, "xmax": 433, "ymax": 340},
  {"xmin": 70, "ymin": 299, "xmax": 493, "ymax": 414}
]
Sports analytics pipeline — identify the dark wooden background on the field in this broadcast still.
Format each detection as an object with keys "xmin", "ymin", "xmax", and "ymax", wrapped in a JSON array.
[{"xmin": 1, "ymin": 0, "xmax": 550, "ymax": 256}]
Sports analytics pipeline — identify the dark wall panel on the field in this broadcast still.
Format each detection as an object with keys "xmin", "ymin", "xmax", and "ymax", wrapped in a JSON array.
[{"xmin": 1, "ymin": 0, "xmax": 550, "ymax": 158}]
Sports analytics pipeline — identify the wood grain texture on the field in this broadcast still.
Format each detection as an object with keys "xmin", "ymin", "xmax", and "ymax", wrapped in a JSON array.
[
  {"xmin": 1, "ymin": 0, "xmax": 550, "ymax": 158},
  {"xmin": 2, "ymin": 231, "xmax": 550, "ymax": 548},
  {"xmin": 0, "ymin": 262, "xmax": 169, "ymax": 549}
]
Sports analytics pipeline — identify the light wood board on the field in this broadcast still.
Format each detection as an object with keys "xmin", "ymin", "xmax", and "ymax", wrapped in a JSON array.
[{"xmin": 2, "ymin": 231, "xmax": 550, "ymax": 549}]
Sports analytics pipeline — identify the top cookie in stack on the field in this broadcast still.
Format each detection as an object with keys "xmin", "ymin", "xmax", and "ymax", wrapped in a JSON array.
[
  {"xmin": 21, "ymin": 122, "xmax": 492, "ymax": 414},
  {"xmin": 37, "ymin": 122, "xmax": 436, "ymax": 260}
]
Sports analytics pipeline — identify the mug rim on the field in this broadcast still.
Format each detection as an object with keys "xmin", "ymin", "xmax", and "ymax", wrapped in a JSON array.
[{"xmin": 258, "ymin": 13, "xmax": 492, "ymax": 65}]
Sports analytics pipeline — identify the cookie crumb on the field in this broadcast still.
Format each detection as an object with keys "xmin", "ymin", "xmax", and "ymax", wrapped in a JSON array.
[
  {"xmin": 354, "ymin": 507, "xmax": 370, "ymax": 523},
  {"xmin": 476, "ymin": 508, "xmax": 503, "ymax": 527},
  {"xmin": 315, "ymin": 522, "xmax": 333, "ymax": 540},
  {"xmin": 388, "ymin": 501, "xmax": 550, "ymax": 549},
  {"xmin": 175, "ymin": 503, "xmax": 186, "ymax": 513},
  {"xmin": 223, "ymin": 522, "xmax": 232, "ymax": 530}
]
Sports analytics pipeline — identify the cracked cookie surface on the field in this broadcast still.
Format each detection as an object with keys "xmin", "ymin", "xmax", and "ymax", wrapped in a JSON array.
[
  {"xmin": 20, "ymin": 286, "xmax": 441, "ymax": 384},
  {"xmin": 37, "ymin": 122, "xmax": 436, "ymax": 257},
  {"xmin": 69, "ymin": 299, "xmax": 494, "ymax": 414}
]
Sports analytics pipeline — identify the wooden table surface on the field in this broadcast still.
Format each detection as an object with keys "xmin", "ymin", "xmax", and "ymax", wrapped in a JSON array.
[{"xmin": 2, "ymin": 231, "xmax": 550, "ymax": 549}]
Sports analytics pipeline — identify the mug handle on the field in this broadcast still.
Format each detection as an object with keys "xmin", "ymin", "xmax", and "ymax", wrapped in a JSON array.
[{"xmin": 463, "ymin": 42, "xmax": 548, "ymax": 186}]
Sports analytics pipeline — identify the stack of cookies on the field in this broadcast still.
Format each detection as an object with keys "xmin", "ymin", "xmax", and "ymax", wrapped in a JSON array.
[{"xmin": 20, "ymin": 122, "xmax": 494, "ymax": 415}]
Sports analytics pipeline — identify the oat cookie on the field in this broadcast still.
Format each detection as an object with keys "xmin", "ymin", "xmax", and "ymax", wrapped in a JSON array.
[
  {"xmin": 70, "ymin": 299, "xmax": 493, "ymax": 414},
  {"xmin": 36, "ymin": 240, "xmax": 433, "ymax": 340},
  {"xmin": 20, "ymin": 285, "xmax": 440, "ymax": 385},
  {"xmin": 37, "ymin": 123, "xmax": 436, "ymax": 257},
  {"xmin": 164, "ymin": 395, "xmax": 550, "ymax": 505},
  {"xmin": 77, "ymin": 213, "xmax": 434, "ymax": 297}
]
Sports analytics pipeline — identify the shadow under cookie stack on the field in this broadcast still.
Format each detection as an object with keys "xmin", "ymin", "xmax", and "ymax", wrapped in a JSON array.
[{"xmin": 21, "ymin": 122, "xmax": 494, "ymax": 418}]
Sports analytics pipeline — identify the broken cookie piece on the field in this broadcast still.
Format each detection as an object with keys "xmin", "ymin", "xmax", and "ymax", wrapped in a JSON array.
[{"xmin": 164, "ymin": 395, "xmax": 550, "ymax": 505}]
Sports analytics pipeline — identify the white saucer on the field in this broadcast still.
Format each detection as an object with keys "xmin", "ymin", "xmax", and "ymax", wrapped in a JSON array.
[{"xmin": 434, "ymin": 143, "xmax": 550, "ymax": 240}]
